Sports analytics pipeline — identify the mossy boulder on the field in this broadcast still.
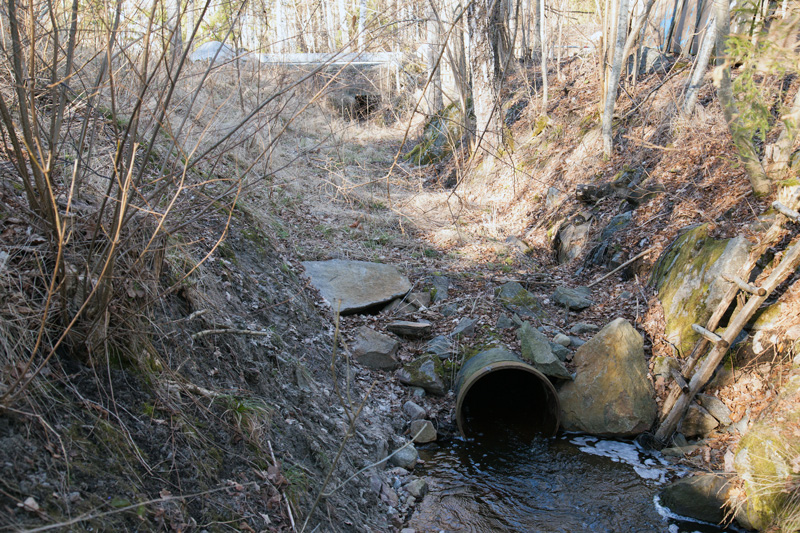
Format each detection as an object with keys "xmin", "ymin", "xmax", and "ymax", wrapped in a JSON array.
[
  {"xmin": 396, "ymin": 355, "xmax": 447, "ymax": 395},
  {"xmin": 734, "ymin": 371, "xmax": 800, "ymax": 531},
  {"xmin": 495, "ymin": 281, "xmax": 545, "ymax": 319},
  {"xmin": 404, "ymin": 102, "xmax": 467, "ymax": 165},
  {"xmin": 650, "ymin": 224, "xmax": 751, "ymax": 356}
]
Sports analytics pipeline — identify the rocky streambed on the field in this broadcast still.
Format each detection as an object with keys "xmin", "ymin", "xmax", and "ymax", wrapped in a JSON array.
[{"xmin": 299, "ymin": 213, "xmax": 800, "ymax": 532}]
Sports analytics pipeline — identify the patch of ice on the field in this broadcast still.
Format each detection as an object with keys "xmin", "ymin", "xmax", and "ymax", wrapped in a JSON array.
[{"xmin": 570, "ymin": 436, "xmax": 671, "ymax": 483}]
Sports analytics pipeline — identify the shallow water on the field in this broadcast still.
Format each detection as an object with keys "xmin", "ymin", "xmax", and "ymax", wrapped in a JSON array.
[{"xmin": 409, "ymin": 432, "xmax": 741, "ymax": 533}]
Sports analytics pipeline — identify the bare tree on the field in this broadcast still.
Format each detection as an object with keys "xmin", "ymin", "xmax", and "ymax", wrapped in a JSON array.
[
  {"xmin": 712, "ymin": 0, "xmax": 771, "ymax": 195},
  {"xmin": 601, "ymin": 0, "xmax": 629, "ymax": 156},
  {"xmin": 470, "ymin": 0, "xmax": 511, "ymax": 152},
  {"xmin": 682, "ymin": 15, "xmax": 716, "ymax": 115}
]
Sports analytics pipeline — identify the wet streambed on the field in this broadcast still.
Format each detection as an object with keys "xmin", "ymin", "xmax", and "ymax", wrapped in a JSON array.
[{"xmin": 408, "ymin": 432, "xmax": 741, "ymax": 533}]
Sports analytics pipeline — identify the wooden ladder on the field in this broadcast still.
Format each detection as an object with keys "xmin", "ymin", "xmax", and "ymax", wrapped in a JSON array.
[{"xmin": 653, "ymin": 199, "xmax": 800, "ymax": 447}]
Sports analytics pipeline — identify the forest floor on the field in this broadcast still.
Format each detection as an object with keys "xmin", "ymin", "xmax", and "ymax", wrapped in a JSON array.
[{"xmin": 2, "ymin": 56, "xmax": 799, "ymax": 532}]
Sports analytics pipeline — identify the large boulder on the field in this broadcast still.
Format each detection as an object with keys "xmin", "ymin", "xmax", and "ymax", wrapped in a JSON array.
[
  {"xmin": 659, "ymin": 474, "xmax": 732, "ymax": 524},
  {"xmin": 558, "ymin": 318, "xmax": 657, "ymax": 436},
  {"xmin": 302, "ymin": 260, "xmax": 411, "ymax": 314},
  {"xmin": 650, "ymin": 224, "xmax": 750, "ymax": 355},
  {"xmin": 734, "ymin": 371, "xmax": 800, "ymax": 531}
]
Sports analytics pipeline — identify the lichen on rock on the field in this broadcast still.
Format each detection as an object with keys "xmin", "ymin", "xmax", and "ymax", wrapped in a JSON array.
[{"xmin": 650, "ymin": 224, "xmax": 751, "ymax": 356}]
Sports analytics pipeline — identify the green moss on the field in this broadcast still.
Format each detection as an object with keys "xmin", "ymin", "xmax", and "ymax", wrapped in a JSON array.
[
  {"xmin": 650, "ymin": 224, "xmax": 734, "ymax": 355},
  {"xmin": 405, "ymin": 101, "xmax": 468, "ymax": 165}
]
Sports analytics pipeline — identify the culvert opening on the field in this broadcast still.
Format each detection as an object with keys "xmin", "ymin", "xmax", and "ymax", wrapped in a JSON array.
[{"xmin": 456, "ymin": 363, "xmax": 560, "ymax": 441}]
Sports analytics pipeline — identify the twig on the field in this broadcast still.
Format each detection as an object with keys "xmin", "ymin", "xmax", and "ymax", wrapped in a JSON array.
[
  {"xmin": 191, "ymin": 328, "xmax": 273, "ymax": 340},
  {"xmin": 20, "ymin": 483, "xmax": 257, "ymax": 533},
  {"xmin": 587, "ymin": 247, "xmax": 654, "ymax": 288},
  {"xmin": 299, "ymin": 381, "xmax": 377, "ymax": 533},
  {"xmin": 321, "ymin": 426, "xmax": 425, "ymax": 497}
]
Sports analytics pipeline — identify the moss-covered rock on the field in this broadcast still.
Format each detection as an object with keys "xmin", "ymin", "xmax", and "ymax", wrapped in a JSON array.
[
  {"xmin": 404, "ymin": 101, "xmax": 468, "ymax": 165},
  {"xmin": 495, "ymin": 281, "xmax": 545, "ymax": 319},
  {"xmin": 650, "ymin": 224, "xmax": 751, "ymax": 356},
  {"xmin": 734, "ymin": 371, "xmax": 800, "ymax": 531},
  {"xmin": 396, "ymin": 356, "xmax": 447, "ymax": 395}
]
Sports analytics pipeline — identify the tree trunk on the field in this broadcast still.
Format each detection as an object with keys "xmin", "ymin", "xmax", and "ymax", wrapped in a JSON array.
[
  {"xmin": 765, "ymin": 88, "xmax": 800, "ymax": 175},
  {"xmin": 540, "ymin": 0, "xmax": 548, "ymax": 104},
  {"xmin": 358, "ymin": 0, "xmax": 367, "ymax": 51},
  {"xmin": 531, "ymin": 0, "xmax": 541, "ymax": 59},
  {"xmin": 602, "ymin": 0, "xmax": 629, "ymax": 156},
  {"xmin": 426, "ymin": 3, "xmax": 443, "ymax": 113},
  {"xmin": 620, "ymin": 0, "xmax": 656, "ymax": 71},
  {"xmin": 682, "ymin": 15, "xmax": 716, "ymax": 115},
  {"xmin": 470, "ymin": 0, "xmax": 507, "ymax": 153},
  {"xmin": 713, "ymin": 0, "xmax": 771, "ymax": 196}
]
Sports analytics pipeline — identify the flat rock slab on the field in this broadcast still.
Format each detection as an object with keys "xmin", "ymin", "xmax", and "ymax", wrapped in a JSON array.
[
  {"xmin": 302, "ymin": 260, "xmax": 411, "ymax": 314},
  {"xmin": 387, "ymin": 320, "xmax": 433, "ymax": 339}
]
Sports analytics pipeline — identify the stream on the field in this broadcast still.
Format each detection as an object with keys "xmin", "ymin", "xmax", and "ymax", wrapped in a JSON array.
[{"xmin": 408, "ymin": 431, "xmax": 742, "ymax": 533}]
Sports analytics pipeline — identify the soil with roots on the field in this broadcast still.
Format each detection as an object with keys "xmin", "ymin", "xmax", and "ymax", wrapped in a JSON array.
[{"xmin": 2, "ymin": 58, "xmax": 800, "ymax": 532}]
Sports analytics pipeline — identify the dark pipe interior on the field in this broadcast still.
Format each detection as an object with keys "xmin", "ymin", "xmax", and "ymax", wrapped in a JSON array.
[{"xmin": 461, "ymin": 368, "xmax": 558, "ymax": 441}]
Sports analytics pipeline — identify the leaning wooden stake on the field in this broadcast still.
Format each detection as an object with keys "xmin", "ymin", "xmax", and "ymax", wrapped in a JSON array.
[{"xmin": 654, "ymin": 237, "xmax": 800, "ymax": 446}]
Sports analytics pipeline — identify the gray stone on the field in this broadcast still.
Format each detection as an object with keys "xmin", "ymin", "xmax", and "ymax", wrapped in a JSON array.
[
  {"xmin": 440, "ymin": 303, "xmax": 459, "ymax": 317},
  {"xmin": 351, "ymin": 326, "xmax": 400, "ymax": 370},
  {"xmin": 429, "ymin": 275, "xmax": 450, "ymax": 302},
  {"xmin": 568, "ymin": 336, "xmax": 586, "ymax": 347},
  {"xmin": 505, "ymin": 235, "xmax": 533, "ymax": 254},
  {"xmin": 496, "ymin": 282, "xmax": 545, "ymax": 319},
  {"xmin": 652, "ymin": 356, "xmax": 681, "ymax": 380},
  {"xmin": 425, "ymin": 335, "xmax": 452, "ymax": 359},
  {"xmin": 619, "ymin": 290, "xmax": 633, "ymax": 300},
  {"xmin": 517, "ymin": 320, "xmax": 572, "ymax": 380},
  {"xmin": 697, "ymin": 394, "xmax": 732, "ymax": 426},
  {"xmin": 397, "ymin": 356, "xmax": 446, "ymax": 395},
  {"xmin": 405, "ymin": 478, "xmax": 428, "ymax": 499},
  {"xmin": 389, "ymin": 444, "xmax": 419, "ymax": 470},
  {"xmin": 570, "ymin": 322, "xmax": 599, "ymax": 335},
  {"xmin": 452, "ymin": 317, "xmax": 476, "ymax": 338},
  {"xmin": 369, "ymin": 474, "xmax": 382, "ymax": 494},
  {"xmin": 659, "ymin": 474, "xmax": 732, "ymax": 524},
  {"xmin": 410, "ymin": 387, "xmax": 426, "ymax": 398},
  {"xmin": 586, "ymin": 212, "xmax": 633, "ymax": 267},
  {"xmin": 679, "ymin": 403, "xmax": 719, "ymax": 438},
  {"xmin": 555, "ymin": 214, "xmax": 592, "ymax": 264},
  {"xmin": 496, "ymin": 314, "xmax": 515, "ymax": 329},
  {"xmin": 387, "ymin": 320, "xmax": 433, "ymax": 339},
  {"xmin": 302, "ymin": 260, "xmax": 411, "ymax": 314},
  {"xmin": 553, "ymin": 286, "xmax": 593, "ymax": 310},
  {"xmin": 546, "ymin": 186, "xmax": 566, "ymax": 208},
  {"xmin": 553, "ymin": 333, "xmax": 571, "ymax": 347},
  {"xmin": 409, "ymin": 420, "xmax": 437, "ymax": 443},
  {"xmin": 550, "ymin": 343, "xmax": 571, "ymax": 362},
  {"xmin": 402, "ymin": 401, "xmax": 426, "ymax": 420},
  {"xmin": 408, "ymin": 292, "xmax": 431, "ymax": 309},
  {"xmin": 558, "ymin": 318, "xmax": 657, "ymax": 437}
]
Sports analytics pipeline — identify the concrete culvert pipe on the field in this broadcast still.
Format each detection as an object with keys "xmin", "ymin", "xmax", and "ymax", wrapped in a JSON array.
[{"xmin": 455, "ymin": 347, "xmax": 560, "ymax": 439}]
